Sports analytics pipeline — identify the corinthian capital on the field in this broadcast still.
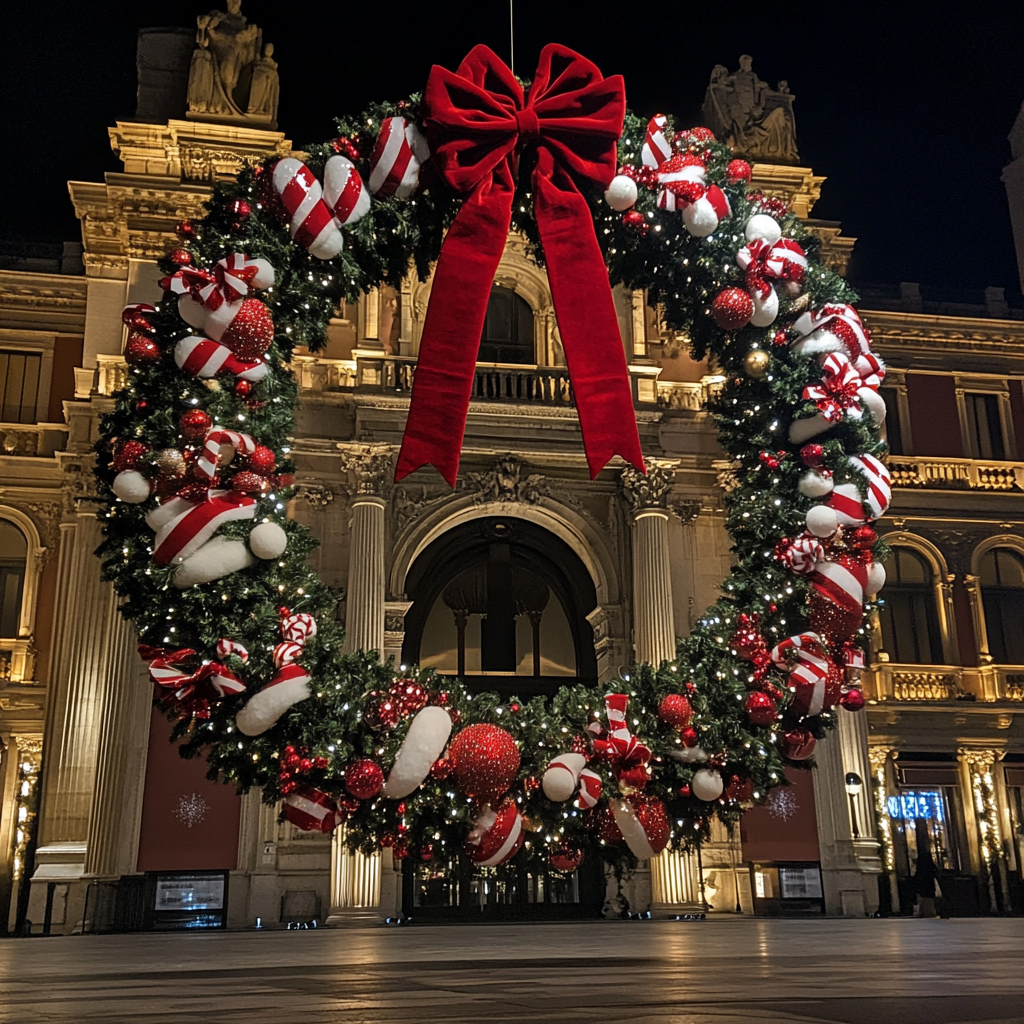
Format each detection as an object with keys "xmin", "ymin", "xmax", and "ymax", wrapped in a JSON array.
[
  {"xmin": 620, "ymin": 460, "xmax": 677, "ymax": 512},
  {"xmin": 338, "ymin": 443, "xmax": 393, "ymax": 498}
]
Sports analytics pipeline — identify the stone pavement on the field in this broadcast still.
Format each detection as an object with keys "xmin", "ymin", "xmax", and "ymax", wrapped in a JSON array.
[{"xmin": 0, "ymin": 917, "xmax": 1022, "ymax": 1024}]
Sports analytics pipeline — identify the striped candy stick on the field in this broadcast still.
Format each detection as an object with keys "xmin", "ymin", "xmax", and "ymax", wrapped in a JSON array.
[
  {"xmin": 642, "ymin": 113, "xmax": 671, "ymax": 168},
  {"xmin": 323, "ymin": 155, "xmax": 371, "ymax": 225},
  {"xmin": 367, "ymin": 117, "xmax": 429, "ymax": 199},
  {"xmin": 195, "ymin": 429, "xmax": 256, "ymax": 483},
  {"xmin": 174, "ymin": 336, "xmax": 269, "ymax": 382},
  {"xmin": 271, "ymin": 158, "xmax": 345, "ymax": 259}
]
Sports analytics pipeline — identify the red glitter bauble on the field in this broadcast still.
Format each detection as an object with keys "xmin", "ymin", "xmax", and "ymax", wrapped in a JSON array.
[
  {"xmin": 799, "ymin": 443, "xmax": 825, "ymax": 468},
  {"xmin": 179, "ymin": 409, "xmax": 212, "ymax": 441},
  {"xmin": 389, "ymin": 679, "xmax": 428, "ymax": 718},
  {"xmin": 448, "ymin": 723, "xmax": 520, "ymax": 801},
  {"xmin": 712, "ymin": 287, "xmax": 754, "ymax": 330},
  {"xmin": 113, "ymin": 439, "xmax": 150, "ymax": 472},
  {"xmin": 658, "ymin": 153, "xmax": 706, "ymax": 197},
  {"xmin": 313, "ymin": 755, "xmax": 330, "ymax": 769},
  {"xmin": 230, "ymin": 471, "xmax": 268, "ymax": 494},
  {"xmin": 281, "ymin": 780, "xmax": 297, "ymax": 794},
  {"xmin": 632, "ymin": 795, "xmax": 670, "ymax": 855},
  {"xmin": 339, "ymin": 796, "xmax": 361, "ymax": 814},
  {"xmin": 175, "ymin": 220, "xmax": 197, "ymax": 240},
  {"xmin": 234, "ymin": 379, "xmax": 252, "ymax": 397},
  {"xmin": 850, "ymin": 525, "xmax": 878, "ymax": 550},
  {"xmin": 365, "ymin": 692, "xmax": 399, "ymax": 731},
  {"xmin": 247, "ymin": 444, "xmax": 276, "ymax": 476},
  {"xmin": 283, "ymin": 745, "xmax": 296, "ymax": 756},
  {"xmin": 429, "ymin": 757, "xmax": 453, "ymax": 780},
  {"xmin": 344, "ymin": 758, "xmax": 384, "ymax": 800},
  {"xmin": 840, "ymin": 688, "xmax": 866, "ymax": 712},
  {"xmin": 685, "ymin": 126, "xmax": 715, "ymax": 142},
  {"xmin": 168, "ymin": 248, "xmax": 192, "ymax": 266},
  {"xmin": 772, "ymin": 328, "xmax": 790, "ymax": 347},
  {"xmin": 550, "ymin": 846, "xmax": 583, "ymax": 873},
  {"xmin": 596, "ymin": 807, "xmax": 623, "ymax": 845},
  {"xmin": 725, "ymin": 776, "xmax": 754, "ymax": 803},
  {"xmin": 622, "ymin": 210, "xmax": 648, "ymax": 235},
  {"xmin": 176, "ymin": 481, "xmax": 211, "ymax": 502},
  {"xmin": 780, "ymin": 729, "xmax": 816, "ymax": 761},
  {"xmin": 331, "ymin": 136, "xmax": 361, "ymax": 160},
  {"xmin": 125, "ymin": 333, "xmax": 160, "ymax": 365},
  {"xmin": 680, "ymin": 726, "xmax": 699, "ymax": 748},
  {"xmin": 726, "ymin": 158, "xmax": 752, "ymax": 183},
  {"xmin": 228, "ymin": 198, "xmax": 251, "ymax": 229},
  {"xmin": 299, "ymin": 758, "xmax": 313, "ymax": 773},
  {"xmin": 658, "ymin": 693, "xmax": 693, "ymax": 729},
  {"xmin": 745, "ymin": 691, "xmax": 776, "ymax": 726},
  {"xmin": 221, "ymin": 298, "xmax": 274, "ymax": 361},
  {"xmin": 570, "ymin": 734, "xmax": 590, "ymax": 757},
  {"xmin": 285, "ymin": 753, "xmax": 300, "ymax": 768},
  {"xmin": 392, "ymin": 837, "xmax": 410, "ymax": 859},
  {"xmin": 379, "ymin": 833, "xmax": 395, "ymax": 848}
]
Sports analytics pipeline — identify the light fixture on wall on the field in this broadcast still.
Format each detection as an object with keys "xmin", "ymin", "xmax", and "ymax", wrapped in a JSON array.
[{"xmin": 845, "ymin": 771, "xmax": 864, "ymax": 839}]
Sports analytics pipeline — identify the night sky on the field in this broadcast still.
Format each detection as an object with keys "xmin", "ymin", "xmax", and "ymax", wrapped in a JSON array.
[{"xmin": 4, "ymin": 1, "xmax": 1023, "ymax": 295}]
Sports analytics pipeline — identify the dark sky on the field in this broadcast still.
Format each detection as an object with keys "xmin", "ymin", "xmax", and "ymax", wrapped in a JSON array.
[{"xmin": 4, "ymin": 1, "xmax": 1023, "ymax": 295}]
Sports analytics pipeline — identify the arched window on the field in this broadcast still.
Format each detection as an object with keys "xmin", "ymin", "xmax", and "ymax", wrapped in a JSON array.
[
  {"xmin": 879, "ymin": 547, "xmax": 944, "ymax": 664},
  {"xmin": 0, "ymin": 519, "xmax": 28, "ymax": 640},
  {"xmin": 478, "ymin": 286, "xmax": 534, "ymax": 365},
  {"xmin": 979, "ymin": 549, "xmax": 1024, "ymax": 664}
]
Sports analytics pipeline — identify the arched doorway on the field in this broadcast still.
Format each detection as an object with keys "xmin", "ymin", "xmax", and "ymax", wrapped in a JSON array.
[
  {"xmin": 400, "ymin": 515, "xmax": 605, "ymax": 919},
  {"xmin": 402, "ymin": 516, "xmax": 598, "ymax": 698}
]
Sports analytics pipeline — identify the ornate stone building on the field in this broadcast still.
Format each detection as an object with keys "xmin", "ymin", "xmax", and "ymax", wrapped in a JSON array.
[{"xmin": 0, "ymin": 23, "xmax": 1021, "ymax": 933}]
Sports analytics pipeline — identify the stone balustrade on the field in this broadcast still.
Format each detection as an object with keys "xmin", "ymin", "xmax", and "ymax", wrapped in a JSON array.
[
  {"xmin": 0, "ymin": 422, "xmax": 69, "ymax": 458},
  {"xmin": 888, "ymin": 455, "xmax": 1024, "ymax": 492}
]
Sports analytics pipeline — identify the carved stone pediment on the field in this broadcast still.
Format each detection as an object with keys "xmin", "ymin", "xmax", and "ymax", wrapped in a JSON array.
[{"xmin": 462, "ymin": 455, "xmax": 547, "ymax": 506}]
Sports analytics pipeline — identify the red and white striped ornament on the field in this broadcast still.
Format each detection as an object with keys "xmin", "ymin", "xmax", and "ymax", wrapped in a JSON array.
[
  {"xmin": 173, "ymin": 336, "xmax": 269, "ymax": 382},
  {"xmin": 825, "ymin": 454, "xmax": 892, "ymax": 526},
  {"xmin": 216, "ymin": 638, "xmax": 249, "ymax": 663},
  {"xmin": 283, "ymin": 786, "xmax": 342, "ymax": 832},
  {"xmin": 777, "ymin": 533, "xmax": 826, "ymax": 576},
  {"xmin": 149, "ymin": 490, "xmax": 257, "ymax": 567},
  {"xmin": 195, "ymin": 429, "xmax": 256, "ymax": 483},
  {"xmin": 771, "ymin": 632, "xmax": 841, "ymax": 717},
  {"xmin": 465, "ymin": 802, "xmax": 524, "ymax": 867},
  {"xmin": 367, "ymin": 117, "xmax": 429, "ymax": 200},
  {"xmin": 323, "ymin": 154, "xmax": 371, "ymax": 226},
  {"xmin": 271, "ymin": 157, "xmax": 345, "ymax": 259},
  {"xmin": 642, "ymin": 113, "xmax": 672, "ymax": 168},
  {"xmin": 273, "ymin": 640, "xmax": 304, "ymax": 667},
  {"xmin": 810, "ymin": 553, "xmax": 870, "ymax": 644},
  {"xmin": 281, "ymin": 612, "xmax": 317, "ymax": 643}
]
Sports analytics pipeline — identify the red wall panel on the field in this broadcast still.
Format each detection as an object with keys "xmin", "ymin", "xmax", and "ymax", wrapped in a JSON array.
[
  {"xmin": 740, "ymin": 768, "xmax": 821, "ymax": 863},
  {"xmin": 906, "ymin": 373, "xmax": 963, "ymax": 457},
  {"xmin": 136, "ymin": 707, "xmax": 241, "ymax": 871}
]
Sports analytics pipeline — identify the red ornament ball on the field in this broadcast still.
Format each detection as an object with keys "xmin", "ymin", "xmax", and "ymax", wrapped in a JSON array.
[
  {"xmin": 228, "ymin": 198, "xmax": 251, "ymax": 229},
  {"xmin": 113, "ymin": 439, "xmax": 150, "ymax": 472},
  {"xmin": 234, "ymin": 378, "xmax": 252, "ymax": 397},
  {"xmin": 344, "ymin": 758, "xmax": 384, "ymax": 800},
  {"xmin": 313, "ymin": 755, "xmax": 330, "ymax": 770},
  {"xmin": 680, "ymin": 726, "xmax": 699, "ymax": 748},
  {"xmin": 247, "ymin": 444, "xmax": 276, "ymax": 476},
  {"xmin": 570, "ymin": 734, "xmax": 590, "ymax": 757},
  {"xmin": 678, "ymin": 784, "xmax": 692, "ymax": 798},
  {"xmin": 550, "ymin": 846, "xmax": 584, "ymax": 873},
  {"xmin": 221, "ymin": 298, "xmax": 274, "ymax": 361},
  {"xmin": 799, "ymin": 443, "xmax": 825, "ymax": 468},
  {"xmin": 596, "ymin": 807, "xmax": 623, "ymax": 845},
  {"xmin": 392, "ymin": 838, "xmax": 410, "ymax": 860},
  {"xmin": 712, "ymin": 287, "xmax": 754, "ymax": 330},
  {"xmin": 622, "ymin": 210, "xmax": 648, "ymax": 235},
  {"xmin": 448, "ymin": 723, "xmax": 520, "ymax": 801},
  {"xmin": 299, "ymin": 758, "xmax": 313, "ymax": 772},
  {"xmin": 175, "ymin": 220, "xmax": 197, "ymax": 240},
  {"xmin": 840, "ymin": 688, "xmax": 866, "ymax": 712},
  {"xmin": 168, "ymin": 248, "xmax": 192, "ymax": 266},
  {"xmin": 125, "ymin": 333, "xmax": 160, "ymax": 365},
  {"xmin": 850, "ymin": 525, "xmax": 878, "ymax": 550},
  {"xmin": 780, "ymin": 728, "xmax": 816, "ymax": 761},
  {"xmin": 179, "ymin": 409, "xmax": 212, "ymax": 441},
  {"xmin": 745, "ymin": 691, "xmax": 777, "ymax": 726},
  {"xmin": 659, "ymin": 693, "xmax": 693, "ymax": 729},
  {"xmin": 339, "ymin": 796, "xmax": 361, "ymax": 814},
  {"xmin": 389, "ymin": 679, "xmax": 428, "ymax": 717},
  {"xmin": 283, "ymin": 746, "xmax": 296, "ymax": 756},
  {"xmin": 331, "ymin": 136, "xmax": 361, "ymax": 160},
  {"xmin": 285, "ymin": 753, "xmax": 300, "ymax": 769},
  {"xmin": 726, "ymin": 158, "xmax": 752, "ymax": 183},
  {"xmin": 725, "ymin": 776, "xmax": 754, "ymax": 803},
  {"xmin": 230, "ymin": 471, "xmax": 268, "ymax": 494},
  {"xmin": 365, "ymin": 692, "xmax": 399, "ymax": 731},
  {"xmin": 429, "ymin": 757, "xmax": 453, "ymax": 780},
  {"xmin": 685, "ymin": 126, "xmax": 716, "ymax": 142}
]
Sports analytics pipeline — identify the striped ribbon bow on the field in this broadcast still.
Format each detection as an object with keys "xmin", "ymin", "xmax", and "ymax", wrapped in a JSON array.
[
  {"xmin": 160, "ymin": 260, "xmax": 257, "ymax": 312},
  {"xmin": 592, "ymin": 694, "xmax": 651, "ymax": 773},
  {"xmin": 736, "ymin": 237, "xmax": 807, "ymax": 298},
  {"xmin": 139, "ymin": 643, "xmax": 246, "ymax": 713},
  {"xmin": 802, "ymin": 351, "xmax": 865, "ymax": 421}
]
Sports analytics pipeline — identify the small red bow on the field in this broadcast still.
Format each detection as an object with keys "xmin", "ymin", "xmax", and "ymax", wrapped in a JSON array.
[{"xmin": 802, "ymin": 352, "xmax": 863, "ymax": 421}]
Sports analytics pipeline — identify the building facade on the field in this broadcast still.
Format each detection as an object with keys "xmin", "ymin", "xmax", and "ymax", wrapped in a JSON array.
[{"xmin": 1, "ymin": 37, "xmax": 1021, "ymax": 935}]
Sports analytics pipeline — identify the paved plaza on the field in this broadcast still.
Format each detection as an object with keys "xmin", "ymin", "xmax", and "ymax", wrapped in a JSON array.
[{"xmin": 0, "ymin": 917, "xmax": 1022, "ymax": 1024}]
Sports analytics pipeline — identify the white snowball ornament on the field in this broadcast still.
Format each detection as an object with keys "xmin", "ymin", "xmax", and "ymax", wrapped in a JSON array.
[
  {"xmin": 173, "ymin": 535, "xmax": 254, "ymax": 588},
  {"xmin": 798, "ymin": 470, "xmax": 835, "ymax": 498},
  {"xmin": 542, "ymin": 753, "xmax": 586, "ymax": 802},
  {"xmin": 381, "ymin": 706, "xmax": 453, "ymax": 799},
  {"xmin": 604, "ymin": 174, "xmax": 638, "ymax": 211},
  {"xmin": 112, "ymin": 470, "xmax": 151, "ymax": 503},
  {"xmin": 866, "ymin": 561, "xmax": 887, "ymax": 596},
  {"xmin": 249, "ymin": 521, "xmax": 288, "ymax": 559},
  {"xmin": 806, "ymin": 505, "xmax": 839, "ymax": 538},
  {"xmin": 744, "ymin": 213, "xmax": 782, "ymax": 246},
  {"xmin": 691, "ymin": 768, "xmax": 725, "ymax": 802},
  {"xmin": 749, "ymin": 287, "xmax": 779, "ymax": 327}
]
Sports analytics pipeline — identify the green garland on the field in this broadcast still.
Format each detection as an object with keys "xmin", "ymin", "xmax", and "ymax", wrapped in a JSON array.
[{"xmin": 94, "ymin": 97, "xmax": 884, "ymax": 875}]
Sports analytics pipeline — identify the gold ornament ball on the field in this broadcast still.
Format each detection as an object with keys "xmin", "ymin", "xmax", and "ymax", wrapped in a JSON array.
[
  {"xmin": 156, "ymin": 448, "xmax": 186, "ymax": 477},
  {"xmin": 743, "ymin": 349, "xmax": 770, "ymax": 378}
]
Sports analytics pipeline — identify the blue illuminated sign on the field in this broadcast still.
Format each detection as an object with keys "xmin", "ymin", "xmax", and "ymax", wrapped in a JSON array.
[{"xmin": 886, "ymin": 791, "xmax": 944, "ymax": 820}]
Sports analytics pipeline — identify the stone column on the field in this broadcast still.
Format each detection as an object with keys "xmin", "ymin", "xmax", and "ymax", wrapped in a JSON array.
[
  {"xmin": 957, "ymin": 747, "xmax": 1007, "ymax": 913},
  {"xmin": 867, "ymin": 745, "xmax": 900, "ymax": 912},
  {"xmin": 331, "ymin": 445, "xmax": 392, "ymax": 921}
]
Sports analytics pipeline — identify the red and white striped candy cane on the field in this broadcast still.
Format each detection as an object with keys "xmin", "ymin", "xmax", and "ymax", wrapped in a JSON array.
[
  {"xmin": 284, "ymin": 786, "xmax": 342, "ymax": 832},
  {"xmin": 771, "ymin": 632, "xmax": 836, "ymax": 717},
  {"xmin": 576, "ymin": 768, "xmax": 602, "ymax": 809},
  {"xmin": 145, "ymin": 648, "xmax": 198, "ymax": 688},
  {"xmin": 271, "ymin": 158, "xmax": 344, "ymax": 260},
  {"xmin": 826, "ymin": 454, "xmax": 891, "ymax": 525},
  {"xmin": 174, "ymin": 336, "xmax": 269, "ymax": 382},
  {"xmin": 201, "ymin": 663, "xmax": 246, "ymax": 698},
  {"xmin": 195, "ymin": 429, "xmax": 256, "ymax": 483},
  {"xmin": 151, "ymin": 489, "xmax": 257, "ymax": 566},
  {"xmin": 273, "ymin": 640, "xmax": 304, "ymax": 667},
  {"xmin": 323, "ymin": 155, "xmax": 371, "ymax": 225},
  {"xmin": 368, "ymin": 117, "xmax": 429, "ymax": 199},
  {"xmin": 216, "ymin": 638, "xmax": 249, "ymax": 663},
  {"xmin": 642, "ymin": 113, "xmax": 671, "ymax": 168}
]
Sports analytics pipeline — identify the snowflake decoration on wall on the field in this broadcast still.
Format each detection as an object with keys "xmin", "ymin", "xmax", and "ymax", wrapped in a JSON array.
[
  {"xmin": 766, "ymin": 787, "xmax": 798, "ymax": 822},
  {"xmin": 174, "ymin": 792, "xmax": 210, "ymax": 828}
]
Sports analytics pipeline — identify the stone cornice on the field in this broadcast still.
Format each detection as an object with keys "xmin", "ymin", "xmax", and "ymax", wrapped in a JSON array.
[{"xmin": 0, "ymin": 271, "xmax": 87, "ymax": 334}]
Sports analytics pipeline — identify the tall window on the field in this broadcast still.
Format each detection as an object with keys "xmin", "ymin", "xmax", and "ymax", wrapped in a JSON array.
[
  {"xmin": 879, "ymin": 386, "xmax": 904, "ymax": 455},
  {"xmin": 879, "ymin": 547, "xmax": 944, "ymax": 664},
  {"xmin": 980, "ymin": 548, "xmax": 1024, "ymax": 664},
  {"xmin": 0, "ymin": 351, "xmax": 42, "ymax": 424},
  {"xmin": 478, "ymin": 286, "xmax": 534, "ymax": 364},
  {"xmin": 0, "ymin": 520, "xmax": 27, "ymax": 639},
  {"xmin": 964, "ymin": 392, "xmax": 1005, "ymax": 460}
]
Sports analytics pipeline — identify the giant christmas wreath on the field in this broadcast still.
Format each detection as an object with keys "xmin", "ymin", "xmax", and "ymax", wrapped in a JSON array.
[{"xmin": 96, "ymin": 45, "xmax": 888, "ymax": 875}]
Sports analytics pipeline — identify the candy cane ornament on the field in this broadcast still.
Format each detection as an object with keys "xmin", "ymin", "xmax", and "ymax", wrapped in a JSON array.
[
  {"xmin": 770, "ymin": 632, "xmax": 842, "ymax": 717},
  {"xmin": 642, "ymin": 113, "xmax": 671, "ymax": 168},
  {"xmin": 367, "ymin": 117, "xmax": 429, "ymax": 199},
  {"xmin": 271, "ymin": 158, "xmax": 345, "ymax": 259},
  {"xmin": 323, "ymin": 155, "xmax": 371, "ymax": 225}
]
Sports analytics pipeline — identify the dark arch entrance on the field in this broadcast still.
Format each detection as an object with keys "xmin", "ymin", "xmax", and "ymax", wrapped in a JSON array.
[{"xmin": 402, "ymin": 516, "xmax": 598, "ymax": 698}]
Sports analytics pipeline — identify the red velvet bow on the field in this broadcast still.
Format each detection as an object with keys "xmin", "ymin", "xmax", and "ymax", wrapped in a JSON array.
[{"xmin": 395, "ymin": 44, "xmax": 645, "ymax": 487}]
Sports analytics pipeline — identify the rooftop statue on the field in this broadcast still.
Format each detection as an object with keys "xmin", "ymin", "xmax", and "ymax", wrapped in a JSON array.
[
  {"xmin": 702, "ymin": 56, "xmax": 799, "ymax": 164},
  {"xmin": 186, "ymin": 0, "xmax": 279, "ymax": 128}
]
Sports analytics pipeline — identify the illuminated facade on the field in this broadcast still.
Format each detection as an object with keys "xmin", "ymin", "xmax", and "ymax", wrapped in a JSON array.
[{"xmin": 0, "ymin": 46, "xmax": 1021, "ymax": 934}]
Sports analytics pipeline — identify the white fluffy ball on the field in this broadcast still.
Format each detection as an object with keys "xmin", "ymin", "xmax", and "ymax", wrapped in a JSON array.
[
  {"xmin": 749, "ymin": 287, "xmax": 779, "ymax": 327},
  {"xmin": 744, "ymin": 213, "xmax": 782, "ymax": 246},
  {"xmin": 249, "ymin": 521, "xmax": 288, "ymax": 560},
  {"xmin": 806, "ymin": 505, "xmax": 839, "ymax": 538},
  {"xmin": 798, "ymin": 470, "xmax": 835, "ymax": 499},
  {"xmin": 604, "ymin": 174, "xmax": 638, "ymax": 211},
  {"xmin": 691, "ymin": 768, "xmax": 725, "ymax": 802},
  {"xmin": 112, "ymin": 470, "xmax": 151, "ymax": 503},
  {"xmin": 866, "ymin": 562, "xmax": 886, "ymax": 596}
]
